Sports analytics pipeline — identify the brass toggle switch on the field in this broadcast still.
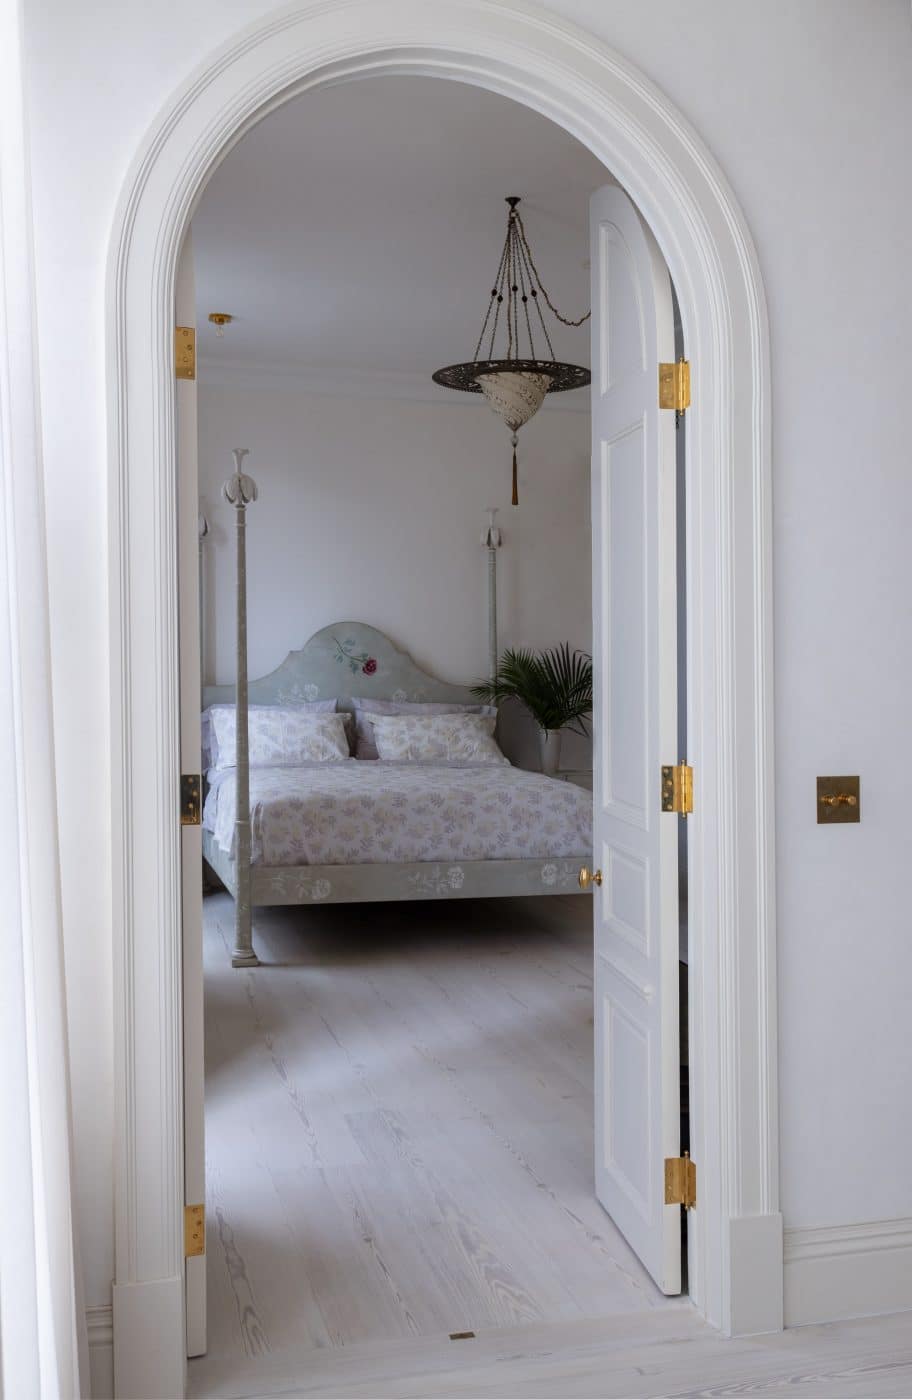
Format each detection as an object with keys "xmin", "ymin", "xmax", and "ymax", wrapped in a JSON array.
[{"xmin": 817, "ymin": 775, "xmax": 860, "ymax": 824}]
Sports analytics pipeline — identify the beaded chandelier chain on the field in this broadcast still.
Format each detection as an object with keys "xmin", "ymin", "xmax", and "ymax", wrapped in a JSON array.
[{"xmin": 433, "ymin": 196, "xmax": 590, "ymax": 504}]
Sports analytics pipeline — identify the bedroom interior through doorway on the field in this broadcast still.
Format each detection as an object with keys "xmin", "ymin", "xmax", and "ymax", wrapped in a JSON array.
[{"xmin": 179, "ymin": 71, "xmax": 694, "ymax": 1379}]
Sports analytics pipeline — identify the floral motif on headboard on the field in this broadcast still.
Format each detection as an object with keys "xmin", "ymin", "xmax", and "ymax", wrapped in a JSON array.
[
  {"xmin": 274, "ymin": 680, "xmax": 320, "ymax": 703},
  {"xmin": 333, "ymin": 635, "xmax": 378, "ymax": 677}
]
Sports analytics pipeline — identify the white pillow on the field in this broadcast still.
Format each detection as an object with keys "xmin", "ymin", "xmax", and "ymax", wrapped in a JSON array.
[
  {"xmin": 208, "ymin": 706, "xmax": 349, "ymax": 769},
  {"xmin": 371, "ymin": 713, "xmax": 508, "ymax": 765},
  {"xmin": 351, "ymin": 696, "xmax": 497, "ymax": 760},
  {"xmin": 202, "ymin": 700, "xmax": 337, "ymax": 769}
]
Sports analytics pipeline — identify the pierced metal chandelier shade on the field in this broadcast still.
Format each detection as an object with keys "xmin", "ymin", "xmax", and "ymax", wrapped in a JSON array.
[{"xmin": 433, "ymin": 196, "xmax": 590, "ymax": 504}]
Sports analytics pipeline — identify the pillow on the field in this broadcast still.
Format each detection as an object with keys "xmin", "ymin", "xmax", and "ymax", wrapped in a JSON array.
[
  {"xmin": 202, "ymin": 700, "xmax": 337, "ymax": 769},
  {"xmin": 371, "ymin": 712, "xmax": 508, "ymax": 765},
  {"xmin": 208, "ymin": 706, "xmax": 349, "ymax": 770},
  {"xmin": 351, "ymin": 696, "xmax": 497, "ymax": 760}
]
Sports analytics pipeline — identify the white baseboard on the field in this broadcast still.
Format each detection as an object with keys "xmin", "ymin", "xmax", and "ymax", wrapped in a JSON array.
[
  {"xmin": 86, "ymin": 1304, "xmax": 113, "ymax": 1399},
  {"xmin": 728, "ymin": 1212, "xmax": 783, "ymax": 1335},
  {"xmin": 113, "ymin": 1275, "xmax": 185, "ymax": 1399},
  {"xmin": 784, "ymin": 1217, "xmax": 912, "ymax": 1327}
]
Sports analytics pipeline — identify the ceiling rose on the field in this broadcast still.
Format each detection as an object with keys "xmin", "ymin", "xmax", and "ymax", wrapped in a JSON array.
[{"xmin": 432, "ymin": 196, "xmax": 590, "ymax": 504}]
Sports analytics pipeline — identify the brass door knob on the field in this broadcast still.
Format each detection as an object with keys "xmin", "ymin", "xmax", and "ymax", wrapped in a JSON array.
[{"xmin": 579, "ymin": 865, "xmax": 602, "ymax": 890}]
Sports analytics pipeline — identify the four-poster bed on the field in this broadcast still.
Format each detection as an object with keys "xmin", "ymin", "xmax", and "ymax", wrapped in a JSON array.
[{"xmin": 204, "ymin": 461, "xmax": 592, "ymax": 967}]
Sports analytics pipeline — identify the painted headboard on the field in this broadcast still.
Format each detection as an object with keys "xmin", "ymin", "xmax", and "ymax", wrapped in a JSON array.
[{"xmin": 202, "ymin": 621, "xmax": 476, "ymax": 713}]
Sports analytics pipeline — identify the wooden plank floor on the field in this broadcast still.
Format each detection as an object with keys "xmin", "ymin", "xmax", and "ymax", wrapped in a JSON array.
[
  {"xmin": 189, "ymin": 894, "xmax": 912, "ymax": 1399},
  {"xmin": 190, "ymin": 893, "xmax": 684, "ymax": 1388}
]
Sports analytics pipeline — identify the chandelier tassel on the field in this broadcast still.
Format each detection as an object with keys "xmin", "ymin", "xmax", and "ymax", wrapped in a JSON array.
[{"xmin": 511, "ymin": 432, "xmax": 519, "ymax": 506}]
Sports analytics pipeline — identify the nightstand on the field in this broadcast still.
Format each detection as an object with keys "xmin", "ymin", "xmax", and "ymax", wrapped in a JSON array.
[{"xmin": 555, "ymin": 770, "xmax": 593, "ymax": 791}]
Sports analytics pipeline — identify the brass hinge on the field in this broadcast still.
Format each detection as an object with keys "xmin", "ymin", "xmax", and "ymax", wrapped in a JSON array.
[
  {"xmin": 665, "ymin": 1152, "xmax": 696, "ymax": 1208},
  {"xmin": 661, "ymin": 762, "xmax": 693, "ymax": 816},
  {"xmin": 184, "ymin": 1204, "xmax": 205, "ymax": 1257},
  {"xmin": 659, "ymin": 358, "xmax": 690, "ymax": 416},
  {"xmin": 181, "ymin": 773, "xmax": 201, "ymax": 826},
  {"xmin": 175, "ymin": 325, "xmax": 196, "ymax": 380}
]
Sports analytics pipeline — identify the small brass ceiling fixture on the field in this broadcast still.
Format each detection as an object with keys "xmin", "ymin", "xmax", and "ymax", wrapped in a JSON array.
[
  {"xmin": 208, "ymin": 312, "xmax": 234, "ymax": 337},
  {"xmin": 433, "ymin": 196, "xmax": 590, "ymax": 505}
]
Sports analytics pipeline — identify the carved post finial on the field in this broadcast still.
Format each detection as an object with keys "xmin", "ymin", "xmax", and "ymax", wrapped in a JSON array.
[
  {"xmin": 223, "ymin": 448, "xmax": 257, "ymax": 508},
  {"xmin": 481, "ymin": 506, "xmax": 503, "ymax": 550}
]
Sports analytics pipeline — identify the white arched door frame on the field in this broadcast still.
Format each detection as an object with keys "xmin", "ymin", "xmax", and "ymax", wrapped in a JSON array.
[{"xmin": 107, "ymin": 3, "xmax": 779, "ymax": 1393}]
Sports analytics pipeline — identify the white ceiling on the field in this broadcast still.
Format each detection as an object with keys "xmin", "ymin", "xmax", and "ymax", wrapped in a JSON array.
[{"xmin": 192, "ymin": 76, "xmax": 610, "ymax": 392}]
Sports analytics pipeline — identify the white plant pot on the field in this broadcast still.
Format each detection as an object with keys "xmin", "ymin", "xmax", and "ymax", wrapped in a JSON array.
[{"xmin": 538, "ymin": 728, "xmax": 562, "ymax": 776}]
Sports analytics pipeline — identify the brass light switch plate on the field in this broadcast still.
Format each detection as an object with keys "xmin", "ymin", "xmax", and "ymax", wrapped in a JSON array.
[{"xmin": 817, "ymin": 775, "xmax": 860, "ymax": 824}]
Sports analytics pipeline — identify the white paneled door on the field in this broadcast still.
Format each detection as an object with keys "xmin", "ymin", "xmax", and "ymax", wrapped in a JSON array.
[
  {"xmin": 589, "ymin": 185, "xmax": 682, "ymax": 1294},
  {"xmin": 177, "ymin": 229, "xmax": 207, "ymax": 1356}
]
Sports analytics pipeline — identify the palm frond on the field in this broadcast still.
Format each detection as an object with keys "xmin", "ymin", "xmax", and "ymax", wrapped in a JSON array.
[{"xmin": 472, "ymin": 643, "xmax": 593, "ymax": 734}]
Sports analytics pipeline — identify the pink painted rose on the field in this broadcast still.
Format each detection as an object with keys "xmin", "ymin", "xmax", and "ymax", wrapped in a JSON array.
[{"xmin": 362, "ymin": 657, "xmax": 377, "ymax": 675}]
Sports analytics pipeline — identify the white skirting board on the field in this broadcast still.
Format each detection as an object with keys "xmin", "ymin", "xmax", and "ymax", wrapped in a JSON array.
[
  {"xmin": 86, "ymin": 1304, "xmax": 113, "ymax": 1399},
  {"xmin": 113, "ymin": 1275, "xmax": 185, "ymax": 1399},
  {"xmin": 728, "ymin": 1213, "xmax": 784, "ymax": 1335},
  {"xmin": 784, "ymin": 1218, "xmax": 912, "ymax": 1327}
]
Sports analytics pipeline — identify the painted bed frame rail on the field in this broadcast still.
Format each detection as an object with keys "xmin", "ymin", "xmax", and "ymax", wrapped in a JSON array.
[{"xmin": 204, "ymin": 830, "xmax": 589, "ymax": 904}]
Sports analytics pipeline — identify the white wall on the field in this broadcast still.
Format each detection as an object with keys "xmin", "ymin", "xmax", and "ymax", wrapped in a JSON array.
[
  {"xmin": 198, "ymin": 382, "xmax": 592, "ymax": 769},
  {"xmin": 22, "ymin": 0, "xmax": 912, "ymax": 1325}
]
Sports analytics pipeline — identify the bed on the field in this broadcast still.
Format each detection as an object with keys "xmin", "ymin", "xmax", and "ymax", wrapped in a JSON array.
[
  {"xmin": 204, "ymin": 476, "xmax": 591, "ymax": 966},
  {"xmin": 202, "ymin": 622, "xmax": 592, "ymax": 965}
]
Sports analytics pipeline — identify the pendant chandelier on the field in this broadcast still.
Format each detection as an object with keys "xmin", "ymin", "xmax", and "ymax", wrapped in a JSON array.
[{"xmin": 433, "ymin": 196, "xmax": 590, "ymax": 505}]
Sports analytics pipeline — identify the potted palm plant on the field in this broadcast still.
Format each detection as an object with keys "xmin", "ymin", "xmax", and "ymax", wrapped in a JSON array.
[{"xmin": 472, "ymin": 643, "xmax": 593, "ymax": 776}]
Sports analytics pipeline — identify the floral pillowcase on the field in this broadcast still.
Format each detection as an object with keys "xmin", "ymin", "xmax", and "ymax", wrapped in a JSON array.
[
  {"xmin": 206, "ymin": 704, "xmax": 349, "ymax": 770},
  {"xmin": 351, "ymin": 696, "xmax": 497, "ymax": 760},
  {"xmin": 370, "ymin": 713, "xmax": 508, "ymax": 766},
  {"xmin": 202, "ymin": 700, "xmax": 339, "ymax": 769}
]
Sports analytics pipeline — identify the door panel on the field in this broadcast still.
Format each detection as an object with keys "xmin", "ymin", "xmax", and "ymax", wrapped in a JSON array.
[
  {"xmin": 590, "ymin": 184, "xmax": 681, "ymax": 1295},
  {"xmin": 602, "ymin": 425, "xmax": 648, "ymax": 821}
]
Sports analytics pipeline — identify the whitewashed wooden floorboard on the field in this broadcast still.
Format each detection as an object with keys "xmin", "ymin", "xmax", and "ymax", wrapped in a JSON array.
[
  {"xmin": 190, "ymin": 895, "xmax": 912, "ymax": 1399},
  {"xmin": 190, "ymin": 1303, "xmax": 912, "ymax": 1399},
  {"xmin": 192, "ymin": 894, "xmax": 675, "ymax": 1383}
]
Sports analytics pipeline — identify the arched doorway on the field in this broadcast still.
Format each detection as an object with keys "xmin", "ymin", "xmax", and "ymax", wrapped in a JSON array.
[{"xmin": 107, "ymin": 4, "xmax": 778, "ymax": 1393}]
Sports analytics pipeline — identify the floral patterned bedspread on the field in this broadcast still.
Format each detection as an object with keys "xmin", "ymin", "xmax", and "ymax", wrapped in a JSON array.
[{"xmin": 204, "ymin": 760, "xmax": 591, "ymax": 867}]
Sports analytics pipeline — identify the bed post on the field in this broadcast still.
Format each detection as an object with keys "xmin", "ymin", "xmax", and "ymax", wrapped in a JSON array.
[
  {"xmin": 223, "ymin": 450, "xmax": 259, "ymax": 967},
  {"xmin": 198, "ymin": 510, "xmax": 209, "ymax": 697},
  {"xmin": 482, "ymin": 507, "xmax": 502, "ymax": 680}
]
